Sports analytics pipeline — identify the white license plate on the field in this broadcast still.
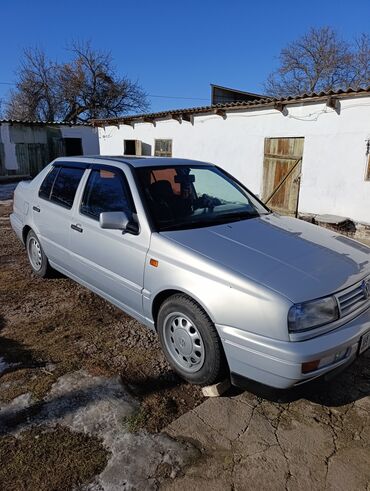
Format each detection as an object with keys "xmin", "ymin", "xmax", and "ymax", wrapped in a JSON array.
[{"xmin": 359, "ymin": 331, "xmax": 370, "ymax": 354}]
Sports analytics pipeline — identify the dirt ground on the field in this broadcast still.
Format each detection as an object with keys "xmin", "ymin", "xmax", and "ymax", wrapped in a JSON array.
[
  {"xmin": 0, "ymin": 201, "xmax": 203, "ymax": 428},
  {"xmin": 0, "ymin": 200, "xmax": 203, "ymax": 489},
  {"xmin": 1, "ymin": 193, "xmax": 370, "ymax": 491}
]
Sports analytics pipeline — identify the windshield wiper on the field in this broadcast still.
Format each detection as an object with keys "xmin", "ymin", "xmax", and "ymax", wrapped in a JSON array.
[
  {"xmin": 159, "ymin": 211, "xmax": 260, "ymax": 231},
  {"xmin": 159, "ymin": 219, "xmax": 210, "ymax": 231},
  {"xmin": 214, "ymin": 211, "xmax": 260, "ymax": 222}
]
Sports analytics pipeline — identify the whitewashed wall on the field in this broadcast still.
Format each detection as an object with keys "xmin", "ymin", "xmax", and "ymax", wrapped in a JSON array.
[
  {"xmin": 98, "ymin": 97, "xmax": 370, "ymax": 224},
  {"xmin": 0, "ymin": 124, "xmax": 18, "ymax": 170}
]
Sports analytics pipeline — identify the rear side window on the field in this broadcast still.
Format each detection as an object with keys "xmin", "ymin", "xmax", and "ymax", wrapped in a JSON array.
[
  {"xmin": 80, "ymin": 169, "xmax": 134, "ymax": 219},
  {"xmin": 50, "ymin": 167, "xmax": 84, "ymax": 209},
  {"xmin": 39, "ymin": 167, "xmax": 59, "ymax": 200}
]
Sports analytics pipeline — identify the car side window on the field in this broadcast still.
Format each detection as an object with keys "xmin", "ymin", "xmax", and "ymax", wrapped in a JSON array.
[
  {"xmin": 39, "ymin": 166, "xmax": 60, "ymax": 200},
  {"xmin": 49, "ymin": 167, "xmax": 85, "ymax": 209},
  {"xmin": 80, "ymin": 168, "xmax": 134, "ymax": 220}
]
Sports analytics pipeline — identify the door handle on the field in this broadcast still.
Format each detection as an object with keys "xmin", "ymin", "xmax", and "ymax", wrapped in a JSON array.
[
  {"xmin": 71, "ymin": 223, "xmax": 83, "ymax": 233},
  {"xmin": 33, "ymin": 206, "xmax": 40, "ymax": 213}
]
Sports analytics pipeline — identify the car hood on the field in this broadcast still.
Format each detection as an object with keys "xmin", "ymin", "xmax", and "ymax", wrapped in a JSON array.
[{"xmin": 161, "ymin": 214, "xmax": 370, "ymax": 303}]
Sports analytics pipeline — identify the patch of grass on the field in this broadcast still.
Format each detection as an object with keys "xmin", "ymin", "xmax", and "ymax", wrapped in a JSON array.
[
  {"xmin": 1, "ymin": 205, "xmax": 204, "ymax": 432},
  {"xmin": 122, "ymin": 408, "xmax": 148, "ymax": 432},
  {"xmin": 0, "ymin": 426, "xmax": 109, "ymax": 491},
  {"xmin": 0, "ymin": 367, "xmax": 61, "ymax": 403}
]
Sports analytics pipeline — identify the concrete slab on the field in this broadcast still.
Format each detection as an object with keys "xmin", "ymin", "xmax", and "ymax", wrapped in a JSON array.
[
  {"xmin": 315, "ymin": 214, "xmax": 350, "ymax": 225},
  {"xmin": 163, "ymin": 368, "xmax": 370, "ymax": 490}
]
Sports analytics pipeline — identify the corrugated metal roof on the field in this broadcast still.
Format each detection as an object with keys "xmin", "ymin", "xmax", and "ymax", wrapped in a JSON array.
[
  {"xmin": 210, "ymin": 84, "xmax": 267, "ymax": 104},
  {"xmin": 0, "ymin": 119, "xmax": 91, "ymax": 126},
  {"xmin": 210, "ymin": 83, "xmax": 266, "ymax": 99},
  {"xmin": 92, "ymin": 86, "xmax": 370, "ymax": 126}
]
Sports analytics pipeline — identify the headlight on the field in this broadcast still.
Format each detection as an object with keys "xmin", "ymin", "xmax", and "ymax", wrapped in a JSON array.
[{"xmin": 288, "ymin": 296, "xmax": 339, "ymax": 333}]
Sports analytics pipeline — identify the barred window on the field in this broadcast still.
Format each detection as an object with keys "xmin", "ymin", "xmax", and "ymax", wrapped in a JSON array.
[{"xmin": 154, "ymin": 139, "xmax": 172, "ymax": 157}]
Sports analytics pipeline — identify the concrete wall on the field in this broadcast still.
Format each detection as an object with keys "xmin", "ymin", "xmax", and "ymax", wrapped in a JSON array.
[
  {"xmin": 0, "ymin": 123, "xmax": 99, "ymax": 178},
  {"xmin": 98, "ymin": 96, "xmax": 370, "ymax": 225}
]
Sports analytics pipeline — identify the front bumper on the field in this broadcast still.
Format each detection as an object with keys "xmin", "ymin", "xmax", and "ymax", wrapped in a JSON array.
[{"xmin": 216, "ymin": 306, "xmax": 370, "ymax": 389}]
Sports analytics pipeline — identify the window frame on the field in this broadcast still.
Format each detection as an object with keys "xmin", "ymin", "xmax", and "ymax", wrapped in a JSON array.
[
  {"xmin": 63, "ymin": 137, "xmax": 83, "ymax": 157},
  {"xmin": 38, "ymin": 166, "xmax": 60, "ymax": 201},
  {"xmin": 134, "ymin": 164, "xmax": 271, "ymax": 232},
  {"xmin": 124, "ymin": 139, "xmax": 142, "ymax": 156},
  {"xmin": 79, "ymin": 165, "xmax": 137, "ymax": 222},
  {"xmin": 154, "ymin": 139, "xmax": 172, "ymax": 157},
  {"xmin": 38, "ymin": 163, "xmax": 85, "ymax": 210}
]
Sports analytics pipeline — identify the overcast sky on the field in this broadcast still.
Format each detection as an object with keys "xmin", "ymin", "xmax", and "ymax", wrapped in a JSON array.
[{"xmin": 1, "ymin": 0, "xmax": 370, "ymax": 114}]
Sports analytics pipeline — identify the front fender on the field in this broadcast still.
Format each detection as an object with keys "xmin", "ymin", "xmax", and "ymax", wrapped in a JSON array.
[{"xmin": 144, "ymin": 234, "xmax": 292, "ymax": 341}]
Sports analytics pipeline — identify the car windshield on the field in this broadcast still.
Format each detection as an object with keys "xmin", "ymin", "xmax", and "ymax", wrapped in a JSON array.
[{"xmin": 136, "ymin": 165, "xmax": 270, "ymax": 231}]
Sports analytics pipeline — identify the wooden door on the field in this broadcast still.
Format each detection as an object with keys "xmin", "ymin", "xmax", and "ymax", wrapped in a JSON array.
[
  {"xmin": 262, "ymin": 137, "xmax": 304, "ymax": 216},
  {"xmin": 28, "ymin": 143, "xmax": 49, "ymax": 177}
]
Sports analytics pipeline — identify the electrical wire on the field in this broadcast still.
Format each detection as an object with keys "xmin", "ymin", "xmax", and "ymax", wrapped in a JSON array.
[
  {"xmin": 0, "ymin": 81, "xmax": 209, "ymax": 101},
  {"xmin": 148, "ymin": 94, "xmax": 208, "ymax": 101}
]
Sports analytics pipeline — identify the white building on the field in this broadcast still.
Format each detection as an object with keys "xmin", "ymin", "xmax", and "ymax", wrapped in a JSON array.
[
  {"xmin": 0, "ymin": 120, "xmax": 99, "ymax": 179},
  {"xmin": 95, "ymin": 87, "xmax": 370, "ymax": 234}
]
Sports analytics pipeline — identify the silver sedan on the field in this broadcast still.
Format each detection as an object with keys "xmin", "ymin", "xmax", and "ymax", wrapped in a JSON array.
[{"xmin": 10, "ymin": 156, "xmax": 370, "ymax": 388}]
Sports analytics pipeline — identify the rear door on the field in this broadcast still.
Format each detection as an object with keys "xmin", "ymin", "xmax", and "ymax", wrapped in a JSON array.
[
  {"xmin": 69, "ymin": 165, "xmax": 149, "ymax": 317},
  {"xmin": 33, "ymin": 163, "xmax": 85, "ymax": 270}
]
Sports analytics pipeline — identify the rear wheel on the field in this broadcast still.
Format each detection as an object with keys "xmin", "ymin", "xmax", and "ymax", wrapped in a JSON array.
[
  {"xmin": 26, "ymin": 230, "xmax": 53, "ymax": 278},
  {"xmin": 157, "ymin": 294, "xmax": 226, "ymax": 385}
]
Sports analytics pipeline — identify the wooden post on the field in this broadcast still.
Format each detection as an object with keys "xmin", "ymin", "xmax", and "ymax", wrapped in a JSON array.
[
  {"xmin": 170, "ymin": 114, "xmax": 182, "ymax": 124},
  {"xmin": 215, "ymin": 109, "xmax": 227, "ymax": 119}
]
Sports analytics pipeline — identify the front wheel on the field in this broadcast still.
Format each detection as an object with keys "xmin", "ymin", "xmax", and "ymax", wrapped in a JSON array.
[
  {"xmin": 26, "ymin": 230, "xmax": 53, "ymax": 278},
  {"xmin": 157, "ymin": 294, "xmax": 226, "ymax": 385}
]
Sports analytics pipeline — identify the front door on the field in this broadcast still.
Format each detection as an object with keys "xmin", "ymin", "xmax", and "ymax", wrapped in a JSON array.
[
  {"xmin": 69, "ymin": 165, "xmax": 149, "ymax": 317},
  {"xmin": 262, "ymin": 137, "xmax": 304, "ymax": 216}
]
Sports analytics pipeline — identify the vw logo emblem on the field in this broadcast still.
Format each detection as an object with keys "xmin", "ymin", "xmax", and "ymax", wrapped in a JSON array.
[{"xmin": 361, "ymin": 279, "xmax": 370, "ymax": 299}]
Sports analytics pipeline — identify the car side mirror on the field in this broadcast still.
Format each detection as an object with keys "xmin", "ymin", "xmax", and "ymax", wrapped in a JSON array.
[{"xmin": 99, "ymin": 211, "xmax": 130, "ymax": 231}]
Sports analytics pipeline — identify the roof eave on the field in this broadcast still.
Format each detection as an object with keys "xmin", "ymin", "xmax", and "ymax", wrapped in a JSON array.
[{"xmin": 91, "ymin": 87, "xmax": 370, "ymax": 127}]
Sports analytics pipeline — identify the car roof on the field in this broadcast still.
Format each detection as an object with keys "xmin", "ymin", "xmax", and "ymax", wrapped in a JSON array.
[{"xmin": 53, "ymin": 155, "xmax": 213, "ymax": 169}]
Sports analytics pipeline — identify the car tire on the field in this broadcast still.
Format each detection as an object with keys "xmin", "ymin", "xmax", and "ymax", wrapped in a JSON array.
[
  {"xmin": 157, "ymin": 293, "xmax": 226, "ymax": 385},
  {"xmin": 26, "ymin": 229, "xmax": 53, "ymax": 278}
]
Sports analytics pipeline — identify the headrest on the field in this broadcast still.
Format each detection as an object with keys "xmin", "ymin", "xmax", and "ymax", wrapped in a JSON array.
[{"xmin": 149, "ymin": 180, "xmax": 174, "ymax": 199}]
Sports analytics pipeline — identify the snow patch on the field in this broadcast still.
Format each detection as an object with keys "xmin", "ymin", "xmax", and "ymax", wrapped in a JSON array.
[
  {"xmin": 0, "ymin": 370, "xmax": 198, "ymax": 489},
  {"xmin": 44, "ymin": 371, "xmax": 197, "ymax": 490}
]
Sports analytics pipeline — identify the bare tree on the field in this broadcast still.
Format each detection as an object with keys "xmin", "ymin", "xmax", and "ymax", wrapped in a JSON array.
[
  {"xmin": 6, "ymin": 48, "xmax": 59, "ymax": 121},
  {"xmin": 264, "ymin": 27, "xmax": 370, "ymax": 97},
  {"xmin": 58, "ymin": 42, "xmax": 149, "ymax": 122},
  {"xmin": 350, "ymin": 33, "xmax": 370, "ymax": 88},
  {"xmin": 5, "ymin": 43, "xmax": 149, "ymax": 122}
]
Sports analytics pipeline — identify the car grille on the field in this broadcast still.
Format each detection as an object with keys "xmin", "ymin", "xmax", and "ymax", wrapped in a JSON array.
[{"xmin": 337, "ymin": 277, "xmax": 370, "ymax": 317}]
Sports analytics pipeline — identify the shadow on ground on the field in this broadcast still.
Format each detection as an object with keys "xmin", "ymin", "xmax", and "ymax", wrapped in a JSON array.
[
  {"xmin": 0, "ymin": 366, "xmax": 187, "ymax": 437},
  {"xmin": 0, "ymin": 315, "xmax": 46, "ymax": 376},
  {"xmin": 121, "ymin": 371, "xmax": 186, "ymax": 397},
  {"xmin": 0, "ymin": 381, "xmax": 115, "ymax": 435}
]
